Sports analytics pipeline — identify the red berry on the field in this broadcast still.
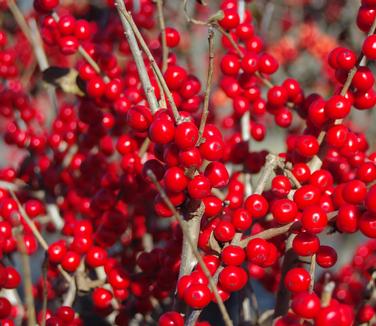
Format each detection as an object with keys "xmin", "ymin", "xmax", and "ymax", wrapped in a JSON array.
[
  {"xmin": 363, "ymin": 34, "xmax": 376, "ymax": 59},
  {"xmin": 301, "ymin": 205, "xmax": 328, "ymax": 234},
  {"xmin": 174, "ymin": 122, "xmax": 198, "ymax": 150},
  {"xmin": 164, "ymin": 27, "xmax": 180, "ymax": 48},
  {"xmin": 316, "ymin": 245, "xmax": 337, "ymax": 268},
  {"xmin": 296, "ymin": 135, "xmax": 319, "ymax": 157},
  {"xmin": 284, "ymin": 267, "xmax": 311, "ymax": 293},
  {"xmin": 183, "ymin": 284, "xmax": 211, "ymax": 309},
  {"xmin": 149, "ymin": 118, "xmax": 175, "ymax": 144},
  {"xmin": 187, "ymin": 175, "xmax": 211, "ymax": 199},
  {"xmin": 164, "ymin": 167, "xmax": 188, "ymax": 193},
  {"xmin": 204, "ymin": 162, "xmax": 229, "ymax": 188},
  {"xmin": 218, "ymin": 266, "xmax": 247, "ymax": 292},
  {"xmin": 291, "ymin": 292, "xmax": 320, "ymax": 318},
  {"xmin": 271, "ymin": 199, "xmax": 298, "ymax": 224},
  {"xmin": 245, "ymin": 194, "xmax": 269, "ymax": 218},
  {"xmin": 218, "ymin": 9, "xmax": 240, "ymax": 30},
  {"xmin": 92, "ymin": 287, "xmax": 113, "ymax": 309},
  {"xmin": 221, "ymin": 245, "xmax": 246, "ymax": 266}
]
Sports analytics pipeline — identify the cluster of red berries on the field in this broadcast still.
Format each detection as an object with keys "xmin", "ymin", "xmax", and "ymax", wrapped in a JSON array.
[{"xmin": 0, "ymin": 0, "xmax": 374, "ymax": 325}]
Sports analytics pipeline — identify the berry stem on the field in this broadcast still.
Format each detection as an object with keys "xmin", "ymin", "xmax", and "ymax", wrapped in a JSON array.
[
  {"xmin": 15, "ymin": 230, "xmax": 36, "ymax": 326},
  {"xmin": 198, "ymin": 26, "xmax": 215, "ymax": 143},
  {"xmin": 156, "ymin": 0, "xmax": 168, "ymax": 73},
  {"xmin": 309, "ymin": 254, "xmax": 316, "ymax": 293}
]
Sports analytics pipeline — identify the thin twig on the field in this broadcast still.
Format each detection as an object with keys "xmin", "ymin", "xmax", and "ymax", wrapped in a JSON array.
[
  {"xmin": 41, "ymin": 255, "xmax": 48, "ymax": 326},
  {"xmin": 309, "ymin": 254, "xmax": 316, "ymax": 293},
  {"xmin": 114, "ymin": 1, "xmax": 159, "ymax": 114},
  {"xmin": 116, "ymin": 5, "xmax": 183, "ymax": 122},
  {"xmin": 15, "ymin": 231, "xmax": 36, "ymax": 326},
  {"xmin": 156, "ymin": 0, "xmax": 168, "ymax": 73},
  {"xmin": 147, "ymin": 170, "xmax": 233, "ymax": 326},
  {"xmin": 198, "ymin": 26, "xmax": 215, "ymax": 143},
  {"xmin": 254, "ymin": 154, "xmax": 281, "ymax": 195},
  {"xmin": 321, "ymin": 281, "xmax": 335, "ymax": 307},
  {"xmin": 238, "ymin": 211, "xmax": 337, "ymax": 248},
  {"xmin": 7, "ymin": 0, "xmax": 31, "ymax": 41},
  {"xmin": 8, "ymin": 189, "xmax": 73, "ymax": 283},
  {"xmin": 273, "ymin": 234, "xmax": 296, "ymax": 319}
]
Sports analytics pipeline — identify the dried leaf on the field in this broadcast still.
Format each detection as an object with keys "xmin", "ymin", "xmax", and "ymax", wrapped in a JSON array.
[{"xmin": 43, "ymin": 67, "xmax": 85, "ymax": 96}]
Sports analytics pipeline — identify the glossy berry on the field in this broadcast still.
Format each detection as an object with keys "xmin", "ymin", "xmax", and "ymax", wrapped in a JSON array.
[
  {"xmin": 92, "ymin": 288, "xmax": 113, "ymax": 309},
  {"xmin": 296, "ymin": 135, "xmax": 319, "ymax": 157},
  {"xmin": 218, "ymin": 266, "xmax": 247, "ymax": 292},
  {"xmin": 245, "ymin": 194, "xmax": 269, "ymax": 218},
  {"xmin": 214, "ymin": 221, "xmax": 235, "ymax": 242},
  {"xmin": 149, "ymin": 118, "xmax": 175, "ymax": 144},
  {"xmin": 183, "ymin": 284, "xmax": 211, "ymax": 309},
  {"xmin": 126, "ymin": 105, "xmax": 153, "ymax": 132},
  {"xmin": 325, "ymin": 95, "xmax": 352, "ymax": 119},
  {"xmin": 218, "ymin": 10, "xmax": 240, "ymax": 30},
  {"xmin": 271, "ymin": 175, "xmax": 291, "ymax": 198},
  {"xmin": 204, "ymin": 162, "xmax": 229, "ymax": 188},
  {"xmin": 291, "ymin": 292, "xmax": 321, "ymax": 318},
  {"xmin": 316, "ymin": 245, "xmax": 338, "ymax": 268},
  {"xmin": 292, "ymin": 232, "xmax": 320, "ymax": 256},
  {"xmin": 271, "ymin": 199, "xmax": 298, "ymax": 224},
  {"xmin": 164, "ymin": 27, "xmax": 180, "ymax": 48},
  {"xmin": 342, "ymin": 179, "xmax": 367, "ymax": 204},
  {"xmin": 363, "ymin": 34, "xmax": 376, "ymax": 60},
  {"xmin": 164, "ymin": 167, "xmax": 188, "ymax": 193},
  {"xmin": 284, "ymin": 268, "xmax": 311, "ymax": 293},
  {"xmin": 231, "ymin": 208, "xmax": 252, "ymax": 231},
  {"xmin": 174, "ymin": 122, "xmax": 198, "ymax": 149},
  {"xmin": 221, "ymin": 245, "xmax": 246, "ymax": 266},
  {"xmin": 188, "ymin": 175, "xmax": 211, "ymax": 199},
  {"xmin": 301, "ymin": 205, "xmax": 328, "ymax": 234}
]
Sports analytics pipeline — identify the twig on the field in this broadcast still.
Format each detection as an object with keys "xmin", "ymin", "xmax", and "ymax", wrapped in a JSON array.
[
  {"xmin": 28, "ymin": 19, "xmax": 58, "ymax": 116},
  {"xmin": 9, "ymin": 189, "xmax": 49, "ymax": 250},
  {"xmin": 321, "ymin": 281, "xmax": 335, "ymax": 307},
  {"xmin": 183, "ymin": 0, "xmax": 207, "ymax": 25},
  {"xmin": 156, "ymin": 0, "xmax": 168, "ymax": 73},
  {"xmin": 238, "ymin": 211, "xmax": 338, "ymax": 248},
  {"xmin": 7, "ymin": 0, "xmax": 31, "ymax": 41},
  {"xmin": 15, "ymin": 230, "xmax": 36, "ymax": 326},
  {"xmin": 8, "ymin": 189, "xmax": 73, "ymax": 283},
  {"xmin": 254, "ymin": 154, "xmax": 281, "ymax": 195},
  {"xmin": 186, "ymin": 309, "xmax": 202, "ymax": 326},
  {"xmin": 273, "ymin": 234, "xmax": 296, "ymax": 319},
  {"xmin": 178, "ymin": 202, "xmax": 205, "ymax": 279},
  {"xmin": 114, "ymin": 1, "xmax": 159, "ymax": 114},
  {"xmin": 309, "ymin": 254, "xmax": 316, "ymax": 293},
  {"xmin": 41, "ymin": 255, "xmax": 48, "ymax": 326},
  {"xmin": 198, "ymin": 26, "xmax": 215, "ymax": 143},
  {"xmin": 147, "ymin": 171, "xmax": 233, "ymax": 326},
  {"xmin": 139, "ymin": 137, "xmax": 151, "ymax": 158},
  {"xmin": 116, "ymin": 5, "xmax": 183, "ymax": 122}
]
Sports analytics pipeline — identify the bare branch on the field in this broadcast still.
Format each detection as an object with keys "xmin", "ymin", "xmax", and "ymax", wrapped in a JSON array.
[{"xmin": 156, "ymin": 0, "xmax": 168, "ymax": 73}]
